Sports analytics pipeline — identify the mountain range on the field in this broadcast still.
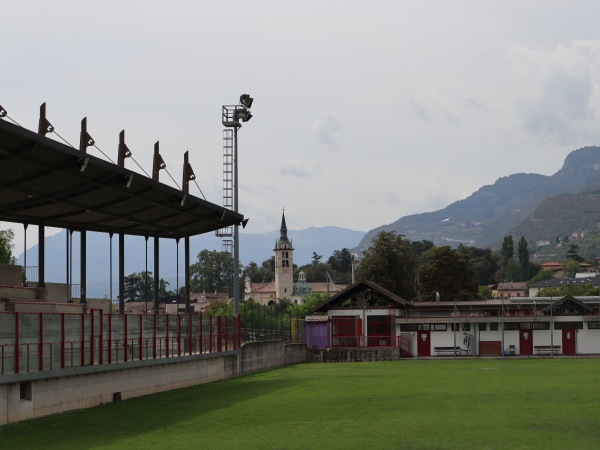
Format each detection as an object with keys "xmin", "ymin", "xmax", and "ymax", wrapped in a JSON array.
[{"xmin": 353, "ymin": 146, "xmax": 600, "ymax": 254}]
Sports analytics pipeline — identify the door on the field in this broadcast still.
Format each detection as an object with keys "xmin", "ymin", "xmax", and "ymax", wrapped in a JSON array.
[
  {"xmin": 519, "ymin": 329, "xmax": 533, "ymax": 355},
  {"xmin": 562, "ymin": 329, "xmax": 576, "ymax": 355},
  {"xmin": 417, "ymin": 330, "xmax": 430, "ymax": 356}
]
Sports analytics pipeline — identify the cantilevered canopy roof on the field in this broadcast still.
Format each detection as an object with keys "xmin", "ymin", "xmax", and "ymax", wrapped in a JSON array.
[{"xmin": 0, "ymin": 119, "xmax": 243, "ymax": 239}]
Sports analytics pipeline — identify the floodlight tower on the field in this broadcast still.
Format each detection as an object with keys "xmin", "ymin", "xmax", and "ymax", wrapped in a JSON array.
[{"xmin": 220, "ymin": 94, "xmax": 253, "ymax": 315}]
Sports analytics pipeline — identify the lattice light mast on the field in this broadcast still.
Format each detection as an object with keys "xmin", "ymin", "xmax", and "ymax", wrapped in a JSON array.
[{"xmin": 219, "ymin": 94, "xmax": 253, "ymax": 314}]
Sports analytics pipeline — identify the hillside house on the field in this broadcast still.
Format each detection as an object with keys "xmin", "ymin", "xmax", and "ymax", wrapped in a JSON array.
[{"xmin": 495, "ymin": 282, "xmax": 526, "ymax": 299}]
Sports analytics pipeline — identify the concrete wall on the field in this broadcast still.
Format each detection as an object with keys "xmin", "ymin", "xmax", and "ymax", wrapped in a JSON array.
[
  {"xmin": 0, "ymin": 341, "xmax": 306, "ymax": 425},
  {"xmin": 0, "ymin": 264, "xmax": 23, "ymax": 286},
  {"xmin": 307, "ymin": 347, "xmax": 400, "ymax": 362}
]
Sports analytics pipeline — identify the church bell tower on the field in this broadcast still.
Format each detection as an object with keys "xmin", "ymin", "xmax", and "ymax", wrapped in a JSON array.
[{"xmin": 274, "ymin": 210, "xmax": 294, "ymax": 300}]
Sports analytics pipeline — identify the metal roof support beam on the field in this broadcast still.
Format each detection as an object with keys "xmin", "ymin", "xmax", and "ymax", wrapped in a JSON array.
[
  {"xmin": 152, "ymin": 141, "xmax": 165, "ymax": 181},
  {"xmin": 80, "ymin": 228, "xmax": 87, "ymax": 304},
  {"xmin": 118, "ymin": 130, "xmax": 131, "ymax": 168},
  {"xmin": 38, "ymin": 223, "xmax": 45, "ymax": 287},
  {"xmin": 119, "ymin": 233, "xmax": 125, "ymax": 314},
  {"xmin": 185, "ymin": 236, "xmax": 190, "ymax": 313},
  {"xmin": 38, "ymin": 103, "xmax": 54, "ymax": 136},
  {"xmin": 79, "ymin": 117, "xmax": 95, "ymax": 153},
  {"xmin": 153, "ymin": 236, "xmax": 159, "ymax": 314}
]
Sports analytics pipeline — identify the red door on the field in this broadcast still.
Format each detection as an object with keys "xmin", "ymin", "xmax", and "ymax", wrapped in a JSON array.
[
  {"xmin": 562, "ymin": 329, "xmax": 576, "ymax": 355},
  {"xmin": 417, "ymin": 330, "xmax": 430, "ymax": 356},
  {"xmin": 519, "ymin": 329, "xmax": 533, "ymax": 355}
]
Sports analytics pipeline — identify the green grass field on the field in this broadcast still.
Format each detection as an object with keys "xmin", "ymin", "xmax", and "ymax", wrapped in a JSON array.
[{"xmin": 2, "ymin": 359, "xmax": 600, "ymax": 449}]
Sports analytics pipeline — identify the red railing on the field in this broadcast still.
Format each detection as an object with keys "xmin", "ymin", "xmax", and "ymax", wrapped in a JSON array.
[{"xmin": 0, "ymin": 310, "xmax": 240, "ymax": 375}]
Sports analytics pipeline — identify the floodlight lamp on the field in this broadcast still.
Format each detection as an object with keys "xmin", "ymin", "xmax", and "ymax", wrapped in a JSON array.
[
  {"xmin": 123, "ymin": 173, "xmax": 134, "ymax": 188},
  {"xmin": 0, "ymin": 105, "xmax": 6, "ymax": 118},
  {"xmin": 239, "ymin": 94, "xmax": 253, "ymax": 109},
  {"xmin": 236, "ymin": 109, "xmax": 252, "ymax": 122},
  {"xmin": 79, "ymin": 155, "xmax": 90, "ymax": 172}
]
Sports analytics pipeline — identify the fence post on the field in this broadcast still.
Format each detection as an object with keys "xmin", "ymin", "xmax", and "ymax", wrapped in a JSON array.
[
  {"xmin": 153, "ymin": 314, "xmax": 157, "ymax": 359},
  {"xmin": 188, "ymin": 314, "xmax": 193, "ymax": 356},
  {"xmin": 209, "ymin": 315, "xmax": 213, "ymax": 353},
  {"xmin": 166, "ymin": 314, "xmax": 170, "ymax": 358},
  {"xmin": 139, "ymin": 314, "xmax": 143, "ymax": 361},
  {"xmin": 217, "ymin": 316, "xmax": 222, "ymax": 352},
  {"xmin": 124, "ymin": 314, "xmax": 128, "ymax": 362},
  {"xmin": 90, "ymin": 310, "xmax": 95, "ymax": 366},
  {"xmin": 108, "ymin": 313, "xmax": 112, "ymax": 364},
  {"xmin": 177, "ymin": 314, "xmax": 181, "ymax": 357},
  {"xmin": 80, "ymin": 313, "xmax": 85, "ymax": 366},
  {"xmin": 39, "ymin": 313, "xmax": 43, "ymax": 371},
  {"xmin": 99, "ymin": 312, "xmax": 104, "ymax": 364},
  {"xmin": 199, "ymin": 312, "xmax": 203, "ymax": 354},
  {"xmin": 61, "ymin": 313, "xmax": 65, "ymax": 369}
]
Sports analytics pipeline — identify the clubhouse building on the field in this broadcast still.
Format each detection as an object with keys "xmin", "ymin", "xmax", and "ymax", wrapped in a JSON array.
[{"xmin": 306, "ymin": 280, "xmax": 600, "ymax": 357}]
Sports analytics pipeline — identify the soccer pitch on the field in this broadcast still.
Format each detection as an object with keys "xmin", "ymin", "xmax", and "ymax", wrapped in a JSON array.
[{"xmin": 2, "ymin": 359, "xmax": 600, "ymax": 449}]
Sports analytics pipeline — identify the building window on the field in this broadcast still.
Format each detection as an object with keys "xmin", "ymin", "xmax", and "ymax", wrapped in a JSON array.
[
  {"xmin": 588, "ymin": 321, "xmax": 600, "ymax": 329},
  {"xmin": 479, "ymin": 323, "xmax": 487, "ymax": 331},
  {"xmin": 504, "ymin": 323, "xmax": 519, "ymax": 330},
  {"xmin": 532, "ymin": 322, "xmax": 550, "ymax": 330},
  {"xmin": 20, "ymin": 382, "xmax": 32, "ymax": 401},
  {"xmin": 490, "ymin": 323, "xmax": 499, "ymax": 331},
  {"xmin": 451, "ymin": 323, "xmax": 471, "ymax": 332},
  {"xmin": 432, "ymin": 324, "xmax": 447, "ymax": 331},
  {"xmin": 554, "ymin": 321, "xmax": 583, "ymax": 330}
]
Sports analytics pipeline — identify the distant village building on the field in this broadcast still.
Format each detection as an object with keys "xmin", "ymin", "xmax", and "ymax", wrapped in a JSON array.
[
  {"xmin": 528, "ymin": 275, "xmax": 600, "ymax": 297},
  {"xmin": 164, "ymin": 292, "xmax": 229, "ymax": 314},
  {"xmin": 541, "ymin": 262, "xmax": 597, "ymax": 279},
  {"xmin": 244, "ymin": 212, "xmax": 345, "ymax": 305},
  {"xmin": 495, "ymin": 282, "xmax": 526, "ymax": 299}
]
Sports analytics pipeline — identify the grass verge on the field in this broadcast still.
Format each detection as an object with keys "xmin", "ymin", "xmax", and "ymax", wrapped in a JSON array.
[{"xmin": 2, "ymin": 359, "xmax": 600, "ymax": 449}]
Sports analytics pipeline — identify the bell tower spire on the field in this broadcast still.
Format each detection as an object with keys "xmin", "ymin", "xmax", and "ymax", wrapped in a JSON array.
[{"xmin": 274, "ymin": 209, "xmax": 294, "ymax": 300}]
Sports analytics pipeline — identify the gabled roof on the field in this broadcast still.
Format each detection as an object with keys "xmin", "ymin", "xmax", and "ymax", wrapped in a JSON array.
[
  {"xmin": 529, "ymin": 275, "xmax": 600, "ymax": 288},
  {"xmin": 310, "ymin": 280, "xmax": 411, "ymax": 313},
  {"xmin": 247, "ymin": 281, "xmax": 276, "ymax": 293},
  {"xmin": 497, "ymin": 282, "xmax": 526, "ymax": 290},
  {"xmin": 542, "ymin": 295, "xmax": 593, "ymax": 315}
]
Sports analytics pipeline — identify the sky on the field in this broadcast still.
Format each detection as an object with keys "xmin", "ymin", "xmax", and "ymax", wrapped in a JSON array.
[{"xmin": 3, "ymin": 0, "xmax": 600, "ymax": 258}]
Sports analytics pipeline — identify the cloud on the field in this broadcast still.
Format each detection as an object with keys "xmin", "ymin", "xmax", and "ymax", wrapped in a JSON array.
[
  {"xmin": 508, "ymin": 40, "xmax": 600, "ymax": 143},
  {"xmin": 312, "ymin": 113, "xmax": 340, "ymax": 150},
  {"xmin": 408, "ymin": 97, "xmax": 430, "ymax": 121},
  {"xmin": 278, "ymin": 158, "xmax": 319, "ymax": 177}
]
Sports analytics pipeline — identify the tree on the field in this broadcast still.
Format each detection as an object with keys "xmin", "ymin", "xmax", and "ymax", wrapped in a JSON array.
[
  {"xmin": 124, "ymin": 273, "xmax": 144, "ymax": 302},
  {"xmin": 0, "ymin": 228, "xmax": 16, "ymax": 265},
  {"xmin": 311, "ymin": 252, "xmax": 322, "ymax": 265},
  {"xmin": 528, "ymin": 269, "xmax": 554, "ymax": 284},
  {"xmin": 297, "ymin": 262, "xmax": 330, "ymax": 282},
  {"xmin": 500, "ymin": 235, "xmax": 514, "ymax": 280},
  {"xmin": 457, "ymin": 245, "xmax": 499, "ymax": 285},
  {"xmin": 411, "ymin": 240, "xmax": 435, "ymax": 259},
  {"xmin": 327, "ymin": 248, "xmax": 352, "ymax": 273},
  {"xmin": 357, "ymin": 231, "xmax": 417, "ymax": 299},
  {"xmin": 123, "ymin": 271, "xmax": 170, "ymax": 302},
  {"xmin": 566, "ymin": 243, "xmax": 584, "ymax": 262},
  {"xmin": 537, "ymin": 284, "xmax": 599, "ymax": 297},
  {"xmin": 562, "ymin": 259, "xmax": 581, "ymax": 278},
  {"xmin": 517, "ymin": 236, "xmax": 530, "ymax": 280},
  {"xmin": 418, "ymin": 246, "xmax": 479, "ymax": 301},
  {"xmin": 190, "ymin": 250, "xmax": 238, "ymax": 295}
]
